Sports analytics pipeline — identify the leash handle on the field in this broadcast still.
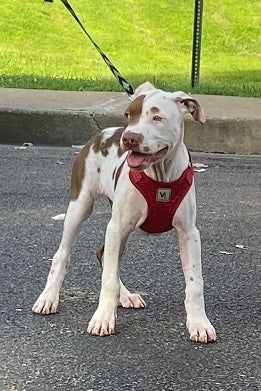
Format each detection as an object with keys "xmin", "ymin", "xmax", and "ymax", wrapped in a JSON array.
[{"xmin": 60, "ymin": 0, "xmax": 134, "ymax": 97}]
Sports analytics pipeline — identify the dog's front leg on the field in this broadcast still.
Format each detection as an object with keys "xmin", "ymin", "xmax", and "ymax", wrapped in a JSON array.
[
  {"xmin": 174, "ymin": 188, "xmax": 216, "ymax": 343},
  {"xmin": 176, "ymin": 224, "xmax": 216, "ymax": 343},
  {"xmin": 87, "ymin": 218, "xmax": 130, "ymax": 337}
]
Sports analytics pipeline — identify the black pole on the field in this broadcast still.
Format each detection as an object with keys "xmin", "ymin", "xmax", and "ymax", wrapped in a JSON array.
[{"xmin": 191, "ymin": 0, "xmax": 204, "ymax": 88}]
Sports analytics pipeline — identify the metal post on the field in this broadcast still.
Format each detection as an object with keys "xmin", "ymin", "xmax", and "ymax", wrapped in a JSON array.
[{"xmin": 191, "ymin": 0, "xmax": 204, "ymax": 88}]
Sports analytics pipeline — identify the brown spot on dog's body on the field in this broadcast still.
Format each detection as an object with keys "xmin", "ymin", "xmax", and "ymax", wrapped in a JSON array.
[
  {"xmin": 112, "ymin": 167, "xmax": 116, "ymax": 180},
  {"xmin": 150, "ymin": 106, "xmax": 160, "ymax": 114},
  {"xmin": 96, "ymin": 243, "xmax": 104, "ymax": 266},
  {"xmin": 110, "ymin": 127, "xmax": 125, "ymax": 157},
  {"xmin": 107, "ymin": 197, "xmax": 113, "ymax": 208},
  {"xmin": 70, "ymin": 128, "xmax": 125, "ymax": 200},
  {"xmin": 114, "ymin": 159, "xmax": 126, "ymax": 191},
  {"xmin": 117, "ymin": 145, "xmax": 124, "ymax": 157},
  {"xmin": 93, "ymin": 127, "xmax": 124, "ymax": 156},
  {"xmin": 124, "ymin": 95, "xmax": 145, "ymax": 125},
  {"xmin": 70, "ymin": 140, "xmax": 92, "ymax": 200},
  {"xmin": 92, "ymin": 133, "xmax": 108, "ymax": 157}
]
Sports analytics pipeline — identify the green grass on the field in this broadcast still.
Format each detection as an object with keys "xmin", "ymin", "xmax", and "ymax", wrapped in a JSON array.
[{"xmin": 0, "ymin": 0, "xmax": 260, "ymax": 96}]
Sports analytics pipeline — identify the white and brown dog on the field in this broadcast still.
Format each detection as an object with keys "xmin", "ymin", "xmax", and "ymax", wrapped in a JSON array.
[{"xmin": 33, "ymin": 82, "xmax": 216, "ymax": 343}]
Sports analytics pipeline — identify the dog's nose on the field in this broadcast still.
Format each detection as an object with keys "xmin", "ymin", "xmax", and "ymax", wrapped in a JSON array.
[{"xmin": 122, "ymin": 132, "xmax": 142, "ymax": 150}]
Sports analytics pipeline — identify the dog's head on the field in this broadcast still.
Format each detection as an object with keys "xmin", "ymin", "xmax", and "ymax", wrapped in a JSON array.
[{"xmin": 120, "ymin": 82, "xmax": 205, "ymax": 171}]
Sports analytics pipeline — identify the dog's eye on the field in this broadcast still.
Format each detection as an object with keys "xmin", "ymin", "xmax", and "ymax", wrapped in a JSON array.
[
  {"xmin": 124, "ymin": 112, "xmax": 130, "ymax": 119},
  {"xmin": 153, "ymin": 115, "xmax": 162, "ymax": 122}
]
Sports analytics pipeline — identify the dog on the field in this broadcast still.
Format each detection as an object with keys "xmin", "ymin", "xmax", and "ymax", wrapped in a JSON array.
[{"xmin": 32, "ymin": 82, "xmax": 216, "ymax": 343}]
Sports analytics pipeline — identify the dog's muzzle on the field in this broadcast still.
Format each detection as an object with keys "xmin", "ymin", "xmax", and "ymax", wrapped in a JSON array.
[
  {"xmin": 127, "ymin": 147, "xmax": 168, "ymax": 169},
  {"xmin": 121, "ymin": 131, "xmax": 168, "ymax": 170}
]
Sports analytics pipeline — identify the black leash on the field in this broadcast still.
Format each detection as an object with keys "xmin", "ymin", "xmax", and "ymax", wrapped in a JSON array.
[{"xmin": 60, "ymin": 0, "xmax": 134, "ymax": 97}]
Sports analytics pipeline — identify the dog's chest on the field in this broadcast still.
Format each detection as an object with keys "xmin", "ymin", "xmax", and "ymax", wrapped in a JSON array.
[{"xmin": 129, "ymin": 166, "xmax": 194, "ymax": 234}]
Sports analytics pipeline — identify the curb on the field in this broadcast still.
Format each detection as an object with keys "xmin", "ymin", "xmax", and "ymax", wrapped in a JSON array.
[{"xmin": 0, "ymin": 89, "xmax": 260, "ymax": 154}]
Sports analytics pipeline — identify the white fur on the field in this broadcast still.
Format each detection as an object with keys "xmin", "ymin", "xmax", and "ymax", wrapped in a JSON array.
[{"xmin": 33, "ymin": 83, "xmax": 216, "ymax": 343}]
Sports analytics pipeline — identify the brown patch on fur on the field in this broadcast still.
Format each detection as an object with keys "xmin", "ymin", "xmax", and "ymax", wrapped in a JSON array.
[
  {"xmin": 92, "ymin": 127, "xmax": 124, "ymax": 157},
  {"xmin": 96, "ymin": 243, "xmax": 104, "ymax": 266},
  {"xmin": 124, "ymin": 95, "xmax": 145, "ymax": 125},
  {"xmin": 70, "ymin": 128, "xmax": 125, "ymax": 200},
  {"xmin": 70, "ymin": 139, "xmax": 93, "ymax": 200},
  {"xmin": 112, "ymin": 167, "xmax": 116, "ymax": 180},
  {"xmin": 92, "ymin": 133, "xmax": 108, "ymax": 156},
  {"xmin": 114, "ymin": 159, "xmax": 126, "ymax": 191},
  {"xmin": 117, "ymin": 145, "xmax": 124, "ymax": 157},
  {"xmin": 150, "ymin": 106, "xmax": 160, "ymax": 114},
  {"xmin": 107, "ymin": 197, "xmax": 113, "ymax": 208}
]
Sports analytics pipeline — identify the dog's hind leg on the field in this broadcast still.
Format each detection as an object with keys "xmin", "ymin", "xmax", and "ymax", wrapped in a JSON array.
[
  {"xmin": 118, "ymin": 280, "xmax": 146, "ymax": 308},
  {"xmin": 96, "ymin": 244, "xmax": 146, "ymax": 309},
  {"xmin": 32, "ymin": 194, "xmax": 94, "ymax": 315}
]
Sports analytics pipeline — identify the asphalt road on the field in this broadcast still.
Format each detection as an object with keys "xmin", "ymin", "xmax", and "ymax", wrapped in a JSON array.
[{"xmin": 0, "ymin": 145, "xmax": 260, "ymax": 391}]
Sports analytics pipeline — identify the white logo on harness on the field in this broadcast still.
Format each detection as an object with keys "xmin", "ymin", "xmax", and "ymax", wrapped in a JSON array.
[{"xmin": 156, "ymin": 188, "xmax": 171, "ymax": 202}]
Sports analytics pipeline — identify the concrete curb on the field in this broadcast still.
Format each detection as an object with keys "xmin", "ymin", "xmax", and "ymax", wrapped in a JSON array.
[{"xmin": 0, "ymin": 88, "xmax": 260, "ymax": 154}]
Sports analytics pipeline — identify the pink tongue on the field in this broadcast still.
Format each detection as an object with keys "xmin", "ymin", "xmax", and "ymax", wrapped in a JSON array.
[{"xmin": 127, "ymin": 151, "xmax": 146, "ymax": 168}]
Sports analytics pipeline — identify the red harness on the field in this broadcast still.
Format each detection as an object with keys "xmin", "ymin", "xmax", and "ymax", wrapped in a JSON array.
[{"xmin": 129, "ymin": 163, "xmax": 194, "ymax": 234}]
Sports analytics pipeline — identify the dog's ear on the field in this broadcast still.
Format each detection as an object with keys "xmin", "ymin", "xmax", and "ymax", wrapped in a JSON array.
[
  {"xmin": 132, "ymin": 82, "xmax": 156, "ymax": 100},
  {"xmin": 173, "ymin": 92, "xmax": 206, "ymax": 124}
]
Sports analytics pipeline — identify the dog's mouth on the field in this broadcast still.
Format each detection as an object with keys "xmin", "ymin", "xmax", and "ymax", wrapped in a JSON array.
[{"xmin": 127, "ymin": 147, "xmax": 168, "ymax": 170}]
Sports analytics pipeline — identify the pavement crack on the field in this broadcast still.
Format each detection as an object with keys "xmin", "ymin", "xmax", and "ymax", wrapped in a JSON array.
[{"xmin": 90, "ymin": 112, "xmax": 102, "ymax": 132}]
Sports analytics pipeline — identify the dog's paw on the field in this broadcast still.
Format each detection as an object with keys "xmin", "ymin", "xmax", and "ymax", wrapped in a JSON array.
[
  {"xmin": 187, "ymin": 317, "xmax": 216, "ymax": 343},
  {"xmin": 119, "ymin": 292, "xmax": 146, "ymax": 309},
  {"xmin": 32, "ymin": 291, "xmax": 59, "ymax": 315},
  {"xmin": 87, "ymin": 308, "xmax": 117, "ymax": 337}
]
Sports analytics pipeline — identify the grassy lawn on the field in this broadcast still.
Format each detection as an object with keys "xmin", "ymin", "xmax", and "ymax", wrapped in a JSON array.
[{"xmin": 0, "ymin": 0, "xmax": 260, "ymax": 96}]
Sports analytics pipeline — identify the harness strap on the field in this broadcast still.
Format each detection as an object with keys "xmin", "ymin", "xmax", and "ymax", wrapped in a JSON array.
[
  {"xmin": 60, "ymin": 0, "xmax": 134, "ymax": 97},
  {"xmin": 129, "ymin": 164, "xmax": 194, "ymax": 234}
]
